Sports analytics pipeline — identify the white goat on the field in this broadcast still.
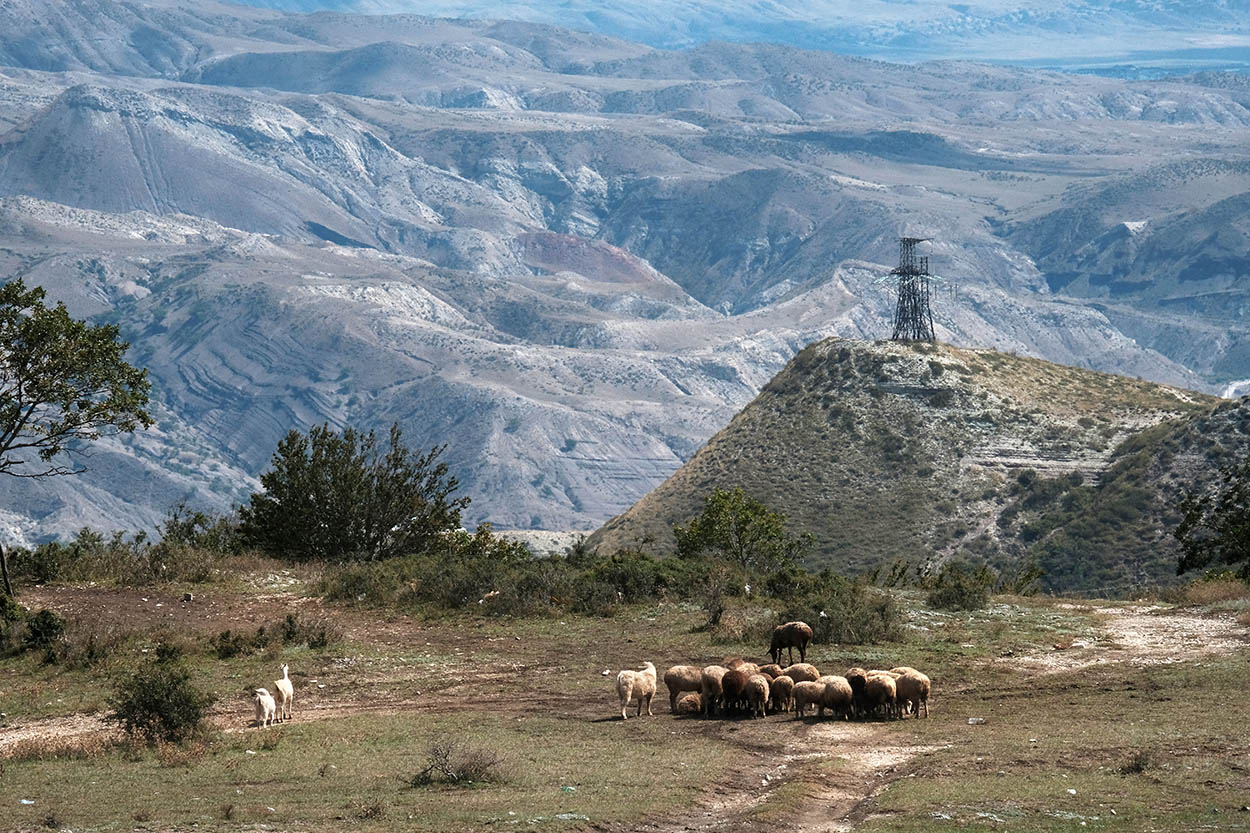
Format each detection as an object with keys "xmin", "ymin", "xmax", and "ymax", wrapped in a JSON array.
[
  {"xmin": 253, "ymin": 688, "xmax": 277, "ymax": 728},
  {"xmin": 274, "ymin": 664, "xmax": 294, "ymax": 722},
  {"xmin": 615, "ymin": 661, "xmax": 657, "ymax": 719}
]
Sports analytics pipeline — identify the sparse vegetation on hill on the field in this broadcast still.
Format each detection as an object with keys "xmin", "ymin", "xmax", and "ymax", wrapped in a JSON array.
[{"xmin": 591, "ymin": 338, "xmax": 1228, "ymax": 593}]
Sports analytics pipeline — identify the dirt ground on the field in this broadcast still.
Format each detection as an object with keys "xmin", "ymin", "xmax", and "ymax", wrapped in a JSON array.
[{"xmin": 3, "ymin": 587, "xmax": 1247, "ymax": 832}]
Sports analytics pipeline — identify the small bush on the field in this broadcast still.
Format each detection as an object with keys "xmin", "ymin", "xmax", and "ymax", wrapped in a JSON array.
[
  {"xmin": 778, "ymin": 571, "xmax": 903, "ymax": 644},
  {"xmin": 108, "ymin": 656, "xmax": 214, "ymax": 744},
  {"xmin": 0, "ymin": 594, "xmax": 27, "ymax": 651},
  {"xmin": 926, "ymin": 560, "xmax": 996, "ymax": 611},
  {"xmin": 1182, "ymin": 575, "xmax": 1250, "ymax": 606},
  {"xmin": 24, "ymin": 608, "xmax": 66, "ymax": 660},
  {"xmin": 11, "ymin": 522, "xmax": 232, "ymax": 587},
  {"xmin": 155, "ymin": 735, "xmax": 214, "ymax": 768},
  {"xmin": 275, "ymin": 613, "xmax": 342, "ymax": 649},
  {"xmin": 1117, "ymin": 750, "xmax": 1153, "ymax": 775},
  {"xmin": 403, "ymin": 737, "xmax": 506, "ymax": 787}
]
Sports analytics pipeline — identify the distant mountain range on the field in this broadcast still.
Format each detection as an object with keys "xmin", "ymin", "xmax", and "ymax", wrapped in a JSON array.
[
  {"xmin": 227, "ymin": 0, "xmax": 1250, "ymax": 72},
  {"xmin": 0, "ymin": 0, "xmax": 1245, "ymax": 545}
]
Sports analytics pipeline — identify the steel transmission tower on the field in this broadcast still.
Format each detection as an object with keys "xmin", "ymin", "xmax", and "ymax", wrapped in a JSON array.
[{"xmin": 890, "ymin": 237, "xmax": 935, "ymax": 342}]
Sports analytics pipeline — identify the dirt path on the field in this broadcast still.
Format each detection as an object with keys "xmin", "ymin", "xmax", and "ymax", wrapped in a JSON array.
[{"xmin": 992, "ymin": 603, "xmax": 1248, "ymax": 674}]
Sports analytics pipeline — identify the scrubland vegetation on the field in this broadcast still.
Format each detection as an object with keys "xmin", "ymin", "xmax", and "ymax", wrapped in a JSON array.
[{"xmin": 3, "ymin": 421, "xmax": 1250, "ymax": 832}]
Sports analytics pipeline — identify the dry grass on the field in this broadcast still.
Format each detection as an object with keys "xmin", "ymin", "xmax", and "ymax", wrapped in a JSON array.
[
  {"xmin": 3, "ymin": 733, "xmax": 120, "ymax": 762},
  {"xmin": 1182, "ymin": 578, "xmax": 1250, "ymax": 606}
]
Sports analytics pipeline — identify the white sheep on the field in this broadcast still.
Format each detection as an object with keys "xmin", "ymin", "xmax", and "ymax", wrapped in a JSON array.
[
  {"xmin": 893, "ymin": 669, "xmax": 931, "ymax": 718},
  {"xmin": 770, "ymin": 674, "xmax": 795, "ymax": 713},
  {"xmin": 616, "ymin": 661, "xmax": 657, "ymax": 719},
  {"xmin": 792, "ymin": 680, "xmax": 825, "ymax": 718},
  {"xmin": 274, "ymin": 664, "xmax": 294, "ymax": 722},
  {"xmin": 746, "ymin": 674, "xmax": 771, "ymax": 718},
  {"xmin": 253, "ymin": 688, "xmax": 277, "ymax": 728},
  {"xmin": 701, "ymin": 665, "xmax": 728, "ymax": 717}
]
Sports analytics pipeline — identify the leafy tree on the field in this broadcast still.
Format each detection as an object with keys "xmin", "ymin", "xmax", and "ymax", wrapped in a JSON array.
[
  {"xmin": 674, "ymin": 487, "xmax": 810, "ymax": 574},
  {"xmin": 1175, "ymin": 456, "xmax": 1250, "ymax": 577},
  {"xmin": 240, "ymin": 422, "xmax": 468, "ymax": 562},
  {"xmin": 0, "ymin": 279, "xmax": 152, "ymax": 596}
]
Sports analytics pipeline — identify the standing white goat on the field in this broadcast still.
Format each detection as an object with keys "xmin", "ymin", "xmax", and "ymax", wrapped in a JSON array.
[
  {"xmin": 253, "ymin": 688, "xmax": 277, "ymax": 728},
  {"xmin": 615, "ymin": 661, "xmax": 657, "ymax": 720},
  {"xmin": 274, "ymin": 664, "xmax": 294, "ymax": 722}
]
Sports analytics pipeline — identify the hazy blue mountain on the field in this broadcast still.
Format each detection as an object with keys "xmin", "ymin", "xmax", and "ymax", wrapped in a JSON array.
[
  {"xmin": 0, "ymin": 0, "xmax": 1245, "ymax": 544},
  {"xmin": 226, "ymin": 0, "xmax": 1250, "ymax": 71}
]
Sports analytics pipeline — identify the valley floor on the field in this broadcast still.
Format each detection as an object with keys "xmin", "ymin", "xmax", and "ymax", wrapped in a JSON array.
[{"xmin": 1, "ymin": 578, "xmax": 1248, "ymax": 832}]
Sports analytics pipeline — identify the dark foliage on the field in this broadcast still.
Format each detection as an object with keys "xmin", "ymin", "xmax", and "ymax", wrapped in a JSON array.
[
  {"xmin": 240, "ymin": 423, "xmax": 468, "ymax": 562},
  {"xmin": 1176, "ymin": 456, "xmax": 1250, "ymax": 578},
  {"xmin": 926, "ymin": 560, "xmax": 995, "ymax": 610},
  {"xmin": 108, "ymin": 656, "xmax": 214, "ymax": 744}
]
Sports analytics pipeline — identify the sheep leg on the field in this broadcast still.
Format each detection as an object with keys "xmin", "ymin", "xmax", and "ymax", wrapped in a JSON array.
[{"xmin": 644, "ymin": 693, "xmax": 653, "ymax": 716}]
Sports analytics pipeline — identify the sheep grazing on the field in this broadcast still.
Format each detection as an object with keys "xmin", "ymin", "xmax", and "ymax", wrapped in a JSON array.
[
  {"xmin": 889, "ymin": 666, "xmax": 920, "ymax": 677},
  {"xmin": 769, "ymin": 621, "xmax": 814, "ymax": 666},
  {"xmin": 253, "ymin": 688, "xmax": 277, "ymax": 729},
  {"xmin": 721, "ymin": 669, "xmax": 751, "ymax": 715},
  {"xmin": 893, "ymin": 669, "xmax": 931, "ymax": 718},
  {"xmin": 663, "ymin": 665, "xmax": 704, "ymax": 713},
  {"xmin": 273, "ymin": 664, "xmax": 294, "ymax": 723},
  {"xmin": 745, "ymin": 674, "xmax": 771, "ymax": 718},
  {"xmin": 846, "ymin": 667, "xmax": 868, "ymax": 717},
  {"xmin": 792, "ymin": 680, "xmax": 826, "ymax": 718},
  {"xmin": 862, "ymin": 673, "xmax": 897, "ymax": 720},
  {"xmin": 758, "ymin": 663, "xmax": 784, "ymax": 679},
  {"xmin": 616, "ymin": 661, "xmax": 657, "ymax": 720},
  {"xmin": 674, "ymin": 691, "xmax": 703, "ymax": 715},
  {"xmin": 701, "ymin": 665, "xmax": 728, "ymax": 717},
  {"xmin": 817, "ymin": 675, "xmax": 854, "ymax": 720},
  {"xmin": 723, "ymin": 658, "xmax": 761, "ymax": 677},
  {"xmin": 769, "ymin": 675, "xmax": 795, "ymax": 713},
  {"xmin": 782, "ymin": 662, "xmax": 820, "ymax": 683}
]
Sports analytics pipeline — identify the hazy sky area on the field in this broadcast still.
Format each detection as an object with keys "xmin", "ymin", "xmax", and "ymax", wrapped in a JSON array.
[{"xmin": 236, "ymin": 0, "xmax": 1250, "ymax": 72}]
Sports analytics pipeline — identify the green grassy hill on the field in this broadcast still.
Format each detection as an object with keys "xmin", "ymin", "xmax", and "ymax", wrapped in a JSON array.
[{"xmin": 589, "ymin": 337, "xmax": 1233, "ymax": 592}]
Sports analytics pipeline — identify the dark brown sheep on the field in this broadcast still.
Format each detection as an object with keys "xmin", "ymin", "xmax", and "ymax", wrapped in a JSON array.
[
  {"xmin": 846, "ymin": 666, "xmax": 868, "ymax": 717},
  {"xmin": 758, "ymin": 663, "xmax": 784, "ymax": 679},
  {"xmin": 769, "ymin": 621, "xmax": 814, "ymax": 665},
  {"xmin": 721, "ymin": 669, "xmax": 751, "ymax": 715}
]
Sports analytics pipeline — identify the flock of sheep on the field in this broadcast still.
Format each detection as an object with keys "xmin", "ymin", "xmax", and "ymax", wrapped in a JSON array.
[
  {"xmin": 252, "ymin": 664, "xmax": 295, "ymax": 728},
  {"xmin": 615, "ymin": 621, "xmax": 932, "ymax": 721},
  {"xmin": 245, "ymin": 622, "xmax": 929, "ymax": 730}
]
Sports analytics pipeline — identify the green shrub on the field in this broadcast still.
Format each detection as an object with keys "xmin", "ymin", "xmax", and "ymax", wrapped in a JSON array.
[
  {"xmin": 782, "ymin": 574, "xmax": 902, "ymax": 644},
  {"xmin": 11, "ymin": 521, "xmax": 230, "ymax": 587},
  {"xmin": 926, "ymin": 560, "xmax": 995, "ymax": 610},
  {"xmin": 108, "ymin": 657, "xmax": 214, "ymax": 744},
  {"xmin": 24, "ymin": 608, "xmax": 66, "ymax": 659},
  {"xmin": 276, "ymin": 613, "xmax": 342, "ymax": 649}
]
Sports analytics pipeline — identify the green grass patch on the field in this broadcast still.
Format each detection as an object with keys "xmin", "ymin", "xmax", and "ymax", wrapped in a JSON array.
[{"xmin": 3, "ymin": 710, "xmax": 735, "ymax": 832}]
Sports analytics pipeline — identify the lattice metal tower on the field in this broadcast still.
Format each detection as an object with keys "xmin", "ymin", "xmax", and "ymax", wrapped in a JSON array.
[{"xmin": 890, "ymin": 237, "xmax": 935, "ymax": 342}]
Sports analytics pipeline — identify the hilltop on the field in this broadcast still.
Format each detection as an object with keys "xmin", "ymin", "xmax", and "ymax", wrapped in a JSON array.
[{"xmin": 590, "ymin": 338, "xmax": 1234, "ymax": 592}]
